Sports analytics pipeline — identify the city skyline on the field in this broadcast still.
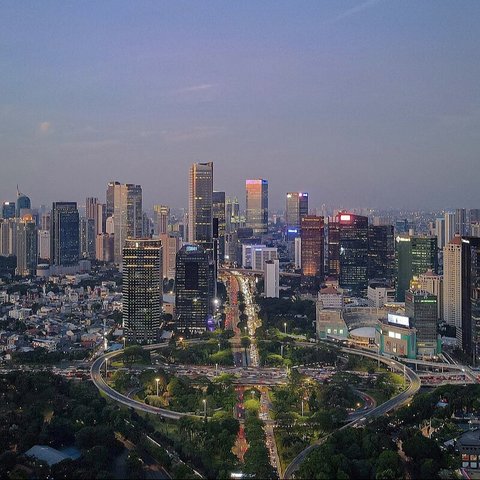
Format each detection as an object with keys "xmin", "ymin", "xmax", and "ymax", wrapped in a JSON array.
[{"xmin": 2, "ymin": 1, "xmax": 480, "ymax": 210}]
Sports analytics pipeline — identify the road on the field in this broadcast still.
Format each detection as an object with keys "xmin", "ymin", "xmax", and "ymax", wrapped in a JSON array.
[{"xmin": 283, "ymin": 346, "xmax": 421, "ymax": 479}]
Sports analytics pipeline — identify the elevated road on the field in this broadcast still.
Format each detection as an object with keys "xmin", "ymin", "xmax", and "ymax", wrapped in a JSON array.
[
  {"xmin": 283, "ymin": 346, "xmax": 421, "ymax": 479},
  {"xmin": 90, "ymin": 341, "xmax": 204, "ymax": 420}
]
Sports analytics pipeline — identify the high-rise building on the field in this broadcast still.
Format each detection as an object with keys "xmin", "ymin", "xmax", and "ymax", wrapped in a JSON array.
[
  {"xmin": 294, "ymin": 237, "xmax": 302, "ymax": 270},
  {"xmin": 246, "ymin": 179, "xmax": 268, "ymax": 235},
  {"xmin": 367, "ymin": 225, "xmax": 395, "ymax": 282},
  {"xmin": 175, "ymin": 244, "xmax": 215, "ymax": 333},
  {"xmin": 241, "ymin": 244, "xmax": 278, "ymax": 270},
  {"xmin": 15, "ymin": 214, "xmax": 37, "ymax": 276},
  {"xmin": 38, "ymin": 230, "xmax": 50, "ymax": 261},
  {"xmin": 264, "ymin": 259, "xmax": 280, "ymax": 298},
  {"xmin": 472, "ymin": 223, "xmax": 480, "ymax": 238},
  {"xmin": 417, "ymin": 269, "xmax": 443, "ymax": 321},
  {"xmin": 444, "ymin": 212, "xmax": 456, "ymax": 246},
  {"xmin": 226, "ymin": 197, "xmax": 241, "ymax": 234},
  {"xmin": 80, "ymin": 217, "xmax": 96, "ymax": 259},
  {"xmin": 86, "ymin": 197, "xmax": 98, "ymax": 220},
  {"xmin": 188, "ymin": 162, "xmax": 213, "ymax": 249},
  {"xmin": 405, "ymin": 290, "xmax": 439, "ymax": 356},
  {"xmin": 286, "ymin": 192, "xmax": 308, "ymax": 240},
  {"xmin": 213, "ymin": 191, "xmax": 226, "ymax": 262},
  {"xmin": 300, "ymin": 215, "xmax": 324, "ymax": 281},
  {"xmin": 16, "ymin": 187, "xmax": 31, "ymax": 218},
  {"xmin": 111, "ymin": 183, "xmax": 143, "ymax": 263},
  {"xmin": 154, "ymin": 205, "xmax": 170, "ymax": 235},
  {"xmin": 106, "ymin": 182, "xmax": 116, "ymax": 219},
  {"xmin": 395, "ymin": 235, "xmax": 438, "ymax": 301},
  {"xmin": 159, "ymin": 233, "xmax": 182, "ymax": 280},
  {"xmin": 328, "ymin": 213, "xmax": 368, "ymax": 294},
  {"xmin": 2, "ymin": 202, "xmax": 15, "ymax": 220},
  {"xmin": 455, "ymin": 208, "xmax": 467, "ymax": 236},
  {"xmin": 435, "ymin": 217, "xmax": 445, "ymax": 250},
  {"xmin": 96, "ymin": 233, "xmax": 114, "ymax": 262},
  {"xmin": 0, "ymin": 219, "xmax": 17, "ymax": 256},
  {"xmin": 443, "ymin": 236, "xmax": 480, "ymax": 355},
  {"xmin": 122, "ymin": 239, "xmax": 162, "ymax": 344},
  {"xmin": 470, "ymin": 209, "xmax": 480, "ymax": 230},
  {"xmin": 51, "ymin": 202, "xmax": 79, "ymax": 266}
]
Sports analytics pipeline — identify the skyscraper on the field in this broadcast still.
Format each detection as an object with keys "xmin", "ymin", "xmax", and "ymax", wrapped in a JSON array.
[
  {"xmin": 213, "ymin": 191, "xmax": 226, "ymax": 262},
  {"xmin": 264, "ymin": 259, "xmax": 280, "ymax": 298},
  {"xmin": 80, "ymin": 217, "xmax": 96, "ymax": 259},
  {"xmin": 455, "ymin": 208, "xmax": 467, "ymax": 236},
  {"xmin": 50, "ymin": 202, "xmax": 79, "ymax": 266},
  {"xmin": 153, "ymin": 205, "xmax": 170, "ymax": 235},
  {"xmin": 367, "ymin": 225, "xmax": 395, "ymax": 282},
  {"xmin": 300, "ymin": 215, "xmax": 324, "ymax": 282},
  {"xmin": 286, "ymin": 192, "xmax": 308, "ymax": 240},
  {"xmin": 395, "ymin": 235, "xmax": 438, "ymax": 301},
  {"xmin": 175, "ymin": 244, "xmax": 215, "ymax": 333},
  {"xmin": 328, "ymin": 213, "xmax": 369, "ymax": 295},
  {"xmin": 444, "ymin": 212, "xmax": 456, "ymax": 246},
  {"xmin": 2, "ymin": 202, "xmax": 16, "ymax": 220},
  {"xmin": 122, "ymin": 239, "xmax": 162, "ymax": 344},
  {"xmin": 111, "ymin": 183, "xmax": 143, "ymax": 263},
  {"xmin": 405, "ymin": 289, "xmax": 439, "ymax": 356},
  {"xmin": 443, "ymin": 236, "xmax": 480, "ymax": 355},
  {"xmin": 16, "ymin": 214, "xmax": 37, "ymax": 276},
  {"xmin": 16, "ymin": 187, "xmax": 31, "ymax": 218},
  {"xmin": 246, "ymin": 179, "xmax": 268, "ymax": 235},
  {"xmin": 435, "ymin": 217, "xmax": 445, "ymax": 249},
  {"xmin": 188, "ymin": 162, "xmax": 214, "ymax": 249}
]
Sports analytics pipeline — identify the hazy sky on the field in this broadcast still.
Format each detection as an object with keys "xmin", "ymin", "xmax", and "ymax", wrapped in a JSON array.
[{"xmin": 1, "ymin": 1, "xmax": 479, "ymax": 211}]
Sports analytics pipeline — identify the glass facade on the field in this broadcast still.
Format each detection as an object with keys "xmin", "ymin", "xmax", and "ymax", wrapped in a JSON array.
[
  {"xmin": 246, "ymin": 179, "xmax": 268, "ymax": 235},
  {"xmin": 51, "ymin": 202, "xmax": 79, "ymax": 266}
]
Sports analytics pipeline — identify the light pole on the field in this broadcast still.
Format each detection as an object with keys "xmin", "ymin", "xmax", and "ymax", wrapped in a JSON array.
[
  {"xmin": 156, "ymin": 378, "xmax": 160, "ymax": 397},
  {"xmin": 301, "ymin": 399, "xmax": 304, "ymax": 417},
  {"xmin": 284, "ymin": 322, "xmax": 287, "ymax": 335},
  {"xmin": 203, "ymin": 398, "xmax": 207, "ymax": 418},
  {"xmin": 215, "ymin": 363, "xmax": 218, "ymax": 375},
  {"xmin": 105, "ymin": 358, "xmax": 108, "ymax": 377},
  {"xmin": 218, "ymin": 342, "xmax": 221, "ymax": 352},
  {"xmin": 403, "ymin": 365, "xmax": 406, "ymax": 388}
]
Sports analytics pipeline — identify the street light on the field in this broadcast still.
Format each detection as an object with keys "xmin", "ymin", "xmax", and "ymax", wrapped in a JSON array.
[
  {"xmin": 156, "ymin": 378, "xmax": 160, "ymax": 397},
  {"xmin": 105, "ymin": 358, "xmax": 108, "ymax": 377},
  {"xmin": 218, "ymin": 342, "xmax": 221, "ymax": 352},
  {"xmin": 203, "ymin": 398, "xmax": 207, "ymax": 417},
  {"xmin": 284, "ymin": 322, "xmax": 287, "ymax": 335}
]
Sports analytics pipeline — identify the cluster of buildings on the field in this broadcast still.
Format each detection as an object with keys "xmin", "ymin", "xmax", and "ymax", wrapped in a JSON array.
[
  {"xmin": 1, "ymin": 175, "xmax": 479, "ymax": 357},
  {"xmin": 0, "ymin": 277, "xmax": 122, "ymax": 359}
]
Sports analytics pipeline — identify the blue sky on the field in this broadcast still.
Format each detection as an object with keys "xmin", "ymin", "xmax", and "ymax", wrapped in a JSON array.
[{"xmin": 1, "ymin": 1, "xmax": 479, "ymax": 210}]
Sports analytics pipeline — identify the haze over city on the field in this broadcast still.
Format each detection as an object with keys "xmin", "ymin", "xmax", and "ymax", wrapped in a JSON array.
[{"xmin": 2, "ymin": 1, "xmax": 480, "ymax": 209}]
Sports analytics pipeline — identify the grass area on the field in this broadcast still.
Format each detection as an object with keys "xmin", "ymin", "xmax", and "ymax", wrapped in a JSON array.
[{"xmin": 364, "ymin": 388, "xmax": 389, "ymax": 406}]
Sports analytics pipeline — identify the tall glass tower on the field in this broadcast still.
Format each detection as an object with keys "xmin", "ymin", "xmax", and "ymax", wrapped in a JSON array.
[
  {"xmin": 51, "ymin": 202, "xmax": 79, "ymax": 266},
  {"xmin": 246, "ymin": 179, "xmax": 268, "ymax": 235}
]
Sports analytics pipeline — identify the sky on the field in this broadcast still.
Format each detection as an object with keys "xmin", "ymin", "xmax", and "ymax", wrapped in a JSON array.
[{"xmin": 1, "ymin": 1, "xmax": 480, "ymax": 211}]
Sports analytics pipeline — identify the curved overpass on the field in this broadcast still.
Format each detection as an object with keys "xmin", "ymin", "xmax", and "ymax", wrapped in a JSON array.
[
  {"xmin": 90, "ymin": 342, "xmax": 203, "ymax": 420},
  {"xmin": 283, "ymin": 345, "xmax": 421, "ymax": 479}
]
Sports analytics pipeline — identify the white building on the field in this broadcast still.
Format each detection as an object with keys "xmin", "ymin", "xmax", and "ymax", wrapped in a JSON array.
[
  {"xmin": 264, "ymin": 259, "xmax": 279, "ymax": 298},
  {"xmin": 38, "ymin": 230, "xmax": 50, "ymax": 260},
  {"xmin": 318, "ymin": 285, "xmax": 344, "ymax": 309},
  {"xmin": 367, "ymin": 284, "xmax": 395, "ymax": 308},
  {"xmin": 444, "ymin": 212, "xmax": 456, "ymax": 246},
  {"xmin": 242, "ymin": 244, "xmax": 278, "ymax": 270}
]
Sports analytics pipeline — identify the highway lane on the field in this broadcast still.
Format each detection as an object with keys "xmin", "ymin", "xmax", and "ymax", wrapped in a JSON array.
[{"xmin": 283, "ymin": 346, "xmax": 421, "ymax": 479}]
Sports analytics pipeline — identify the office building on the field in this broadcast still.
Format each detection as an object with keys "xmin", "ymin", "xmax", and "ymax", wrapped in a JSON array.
[
  {"xmin": 16, "ymin": 214, "xmax": 37, "ymax": 276},
  {"xmin": 264, "ymin": 259, "xmax": 280, "ymax": 298},
  {"xmin": 159, "ymin": 233, "xmax": 182, "ymax": 280},
  {"xmin": 286, "ymin": 192, "xmax": 308, "ymax": 240},
  {"xmin": 96, "ymin": 233, "xmax": 114, "ymax": 262},
  {"xmin": 435, "ymin": 217, "xmax": 445, "ymax": 249},
  {"xmin": 241, "ymin": 244, "xmax": 278, "ymax": 270},
  {"xmin": 246, "ymin": 179, "xmax": 268, "ymax": 235},
  {"xmin": 470, "ymin": 209, "xmax": 480, "ymax": 231},
  {"xmin": 0, "ymin": 219, "xmax": 17, "ymax": 256},
  {"xmin": 38, "ymin": 230, "xmax": 50, "ymax": 261},
  {"xmin": 154, "ymin": 205, "xmax": 170, "ymax": 235},
  {"xmin": 122, "ymin": 239, "xmax": 162, "ymax": 344},
  {"xmin": 2, "ymin": 202, "xmax": 15, "ymax": 220},
  {"xmin": 330, "ymin": 213, "xmax": 369, "ymax": 295},
  {"xmin": 300, "ymin": 215, "xmax": 324, "ymax": 281},
  {"xmin": 405, "ymin": 290, "xmax": 439, "ymax": 356},
  {"xmin": 188, "ymin": 162, "xmax": 213, "ymax": 250},
  {"xmin": 110, "ymin": 183, "xmax": 143, "ymax": 263},
  {"xmin": 395, "ymin": 235, "xmax": 438, "ymax": 302},
  {"xmin": 80, "ymin": 218, "xmax": 96, "ymax": 259},
  {"xmin": 472, "ymin": 223, "xmax": 480, "ymax": 238},
  {"xmin": 106, "ymin": 182, "xmax": 115, "ymax": 219},
  {"xmin": 226, "ymin": 197, "xmax": 241, "ymax": 234},
  {"xmin": 367, "ymin": 283, "xmax": 395, "ymax": 308},
  {"xmin": 86, "ymin": 197, "xmax": 105, "ymax": 237},
  {"xmin": 16, "ymin": 187, "xmax": 31, "ymax": 218},
  {"xmin": 51, "ymin": 202, "xmax": 79, "ymax": 266},
  {"xmin": 455, "ymin": 208, "xmax": 467, "ymax": 236},
  {"xmin": 294, "ymin": 237, "xmax": 302, "ymax": 269},
  {"xmin": 443, "ymin": 236, "xmax": 480, "ymax": 355},
  {"xmin": 86, "ymin": 197, "xmax": 98, "ymax": 220},
  {"xmin": 416, "ymin": 270, "xmax": 443, "ymax": 321},
  {"xmin": 445, "ymin": 212, "xmax": 456, "ymax": 246},
  {"xmin": 175, "ymin": 244, "xmax": 215, "ymax": 333},
  {"xmin": 213, "ymin": 191, "xmax": 226, "ymax": 262},
  {"xmin": 368, "ymin": 225, "xmax": 395, "ymax": 282}
]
